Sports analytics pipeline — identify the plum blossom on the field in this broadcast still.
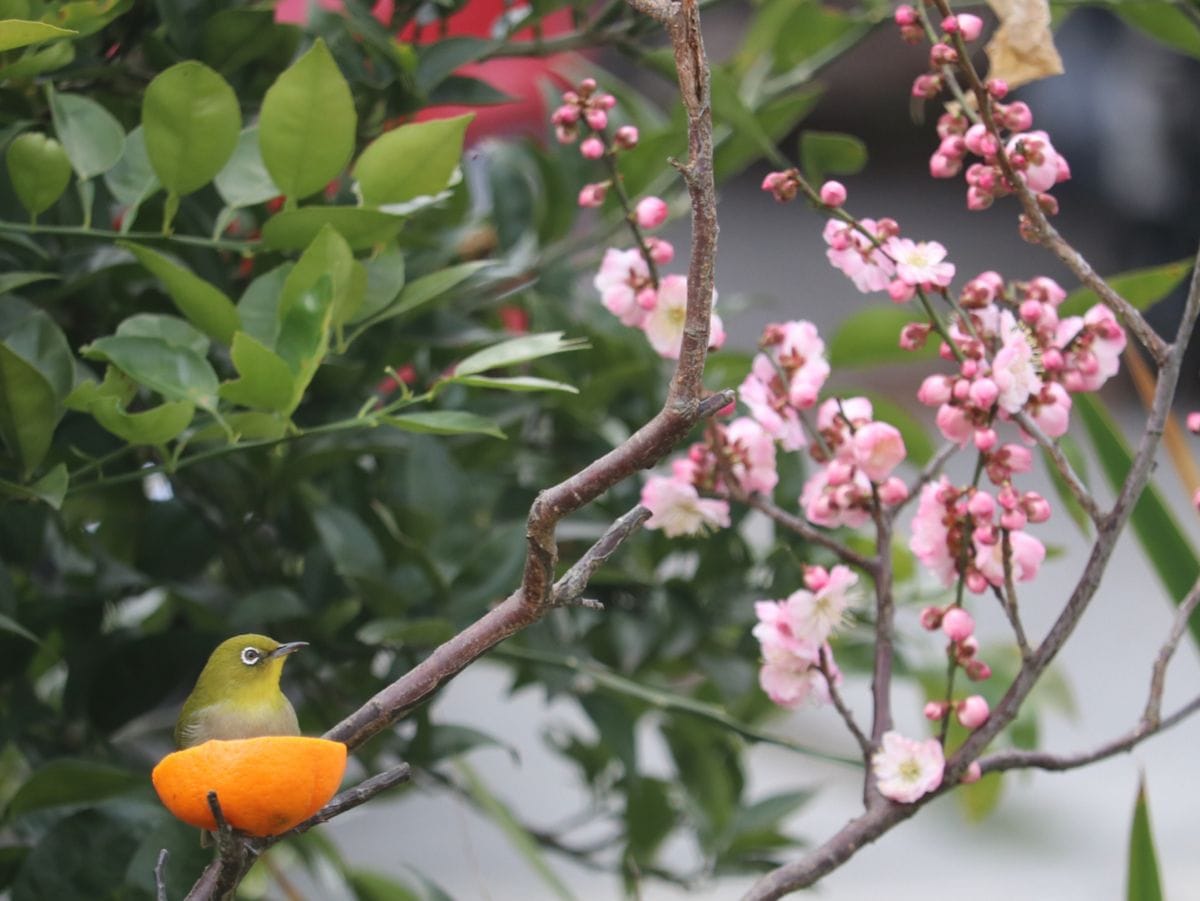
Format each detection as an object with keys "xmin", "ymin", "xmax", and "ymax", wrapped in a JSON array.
[
  {"xmin": 872, "ymin": 731, "xmax": 944, "ymax": 803},
  {"xmin": 992, "ymin": 315, "xmax": 1044, "ymax": 413},
  {"xmin": 851, "ymin": 421, "xmax": 907, "ymax": 482},
  {"xmin": 823, "ymin": 218, "xmax": 897, "ymax": 293},
  {"xmin": 786, "ymin": 565, "xmax": 860, "ymax": 645},
  {"xmin": 886, "ymin": 237, "xmax": 955, "ymax": 288},
  {"xmin": 973, "ymin": 527, "xmax": 1046, "ymax": 586},
  {"xmin": 1007, "ymin": 130, "xmax": 1069, "ymax": 193},
  {"xmin": 910, "ymin": 478, "xmax": 959, "ymax": 586},
  {"xmin": 759, "ymin": 644, "xmax": 838, "ymax": 708},
  {"xmin": 641, "ymin": 274, "xmax": 725, "ymax": 360},
  {"xmin": 739, "ymin": 320, "xmax": 830, "ymax": 451},
  {"xmin": 641, "ymin": 475, "xmax": 730, "ymax": 537},
  {"xmin": 594, "ymin": 248, "xmax": 652, "ymax": 327},
  {"xmin": 723, "ymin": 418, "xmax": 779, "ymax": 495}
]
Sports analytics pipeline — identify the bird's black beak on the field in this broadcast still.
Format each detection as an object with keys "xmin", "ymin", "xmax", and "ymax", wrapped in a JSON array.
[{"xmin": 268, "ymin": 641, "xmax": 308, "ymax": 659}]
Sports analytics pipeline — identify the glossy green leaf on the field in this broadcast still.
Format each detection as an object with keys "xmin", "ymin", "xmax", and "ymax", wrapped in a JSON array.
[
  {"xmin": 214, "ymin": 126, "xmax": 279, "ymax": 209},
  {"xmin": 0, "ymin": 462, "xmax": 67, "ymax": 509},
  {"xmin": 10, "ymin": 809, "xmax": 145, "ymax": 901},
  {"xmin": 281, "ymin": 224, "xmax": 361, "ymax": 329},
  {"xmin": 451, "ymin": 375, "xmax": 579, "ymax": 394},
  {"xmin": 386, "ymin": 411, "xmax": 505, "ymax": 439},
  {"xmin": 348, "ymin": 870, "xmax": 422, "ymax": 901},
  {"xmin": 237, "ymin": 262, "xmax": 291, "ymax": 347},
  {"xmin": 0, "ymin": 19, "xmax": 75, "ymax": 52},
  {"xmin": 0, "ymin": 271, "xmax": 58, "ymax": 295},
  {"xmin": 710, "ymin": 67, "xmax": 783, "ymax": 167},
  {"xmin": 274, "ymin": 276, "xmax": 333, "ymax": 412},
  {"xmin": 52, "ymin": 0, "xmax": 131, "ymax": 36},
  {"xmin": 2, "ymin": 309, "xmax": 73, "ymax": 400},
  {"xmin": 354, "ymin": 248, "xmax": 406, "ymax": 322},
  {"xmin": 261, "ymin": 206, "xmax": 404, "ymax": 252},
  {"xmin": 47, "ymin": 89, "xmax": 124, "ymax": 179},
  {"xmin": 219, "ymin": 331, "xmax": 294, "ymax": 413},
  {"xmin": 355, "ymin": 261, "xmax": 489, "ymax": 333},
  {"xmin": 829, "ymin": 305, "xmax": 933, "ymax": 367},
  {"xmin": 83, "ymin": 335, "xmax": 220, "ymax": 409},
  {"xmin": 353, "ymin": 114, "xmax": 472, "ymax": 207},
  {"xmin": 116, "ymin": 313, "xmax": 210, "ymax": 356},
  {"xmin": 142, "ymin": 61, "xmax": 240, "ymax": 196},
  {"xmin": 800, "ymin": 130, "xmax": 868, "ymax": 185},
  {"xmin": 1075, "ymin": 393, "xmax": 1200, "ymax": 642},
  {"xmin": 415, "ymin": 37, "xmax": 493, "ymax": 92},
  {"xmin": 312, "ymin": 505, "xmax": 385, "ymax": 582},
  {"xmin": 120, "ymin": 242, "xmax": 239, "ymax": 344},
  {"xmin": 5, "ymin": 758, "xmax": 140, "ymax": 818},
  {"xmin": 0, "ymin": 39, "xmax": 73, "ymax": 80},
  {"xmin": 1127, "ymin": 777, "xmax": 1164, "ymax": 901},
  {"xmin": 1115, "ymin": 2, "xmax": 1200, "ymax": 60},
  {"xmin": 89, "ymin": 396, "xmax": 194, "ymax": 445},
  {"xmin": 200, "ymin": 7, "xmax": 295, "ymax": 75},
  {"xmin": 5, "ymin": 133, "xmax": 71, "ymax": 215},
  {"xmin": 1059, "ymin": 258, "xmax": 1193, "ymax": 318},
  {"xmin": 454, "ymin": 332, "xmax": 588, "ymax": 378},
  {"xmin": 102, "ymin": 125, "xmax": 159, "ymax": 215},
  {"xmin": 258, "ymin": 37, "xmax": 355, "ymax": 200},
  {"xmin": 64, "ymin": 365, "xmax": 136, "ymax": 412}
]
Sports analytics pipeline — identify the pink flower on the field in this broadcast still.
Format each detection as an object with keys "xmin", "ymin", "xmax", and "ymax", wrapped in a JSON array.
[
  {"xmin": 872, "ymin": 731, "xmax": 945, "ymax": 803},
  {"xmin": 635, "ymin": 196, "xmax": 668, "ymax": 230},
  {"xmin": 594, "ymin": 248, "xmax": 650, "ymax": 327},
  {"xmin": 801, "ymin": 465, "xmax": 873, "ymax": 529},
  {"xmin": 641, "ymin": 475, "xmax": 730, "ymax": 537},
  {"xmin": 973, "ymin": 528, "xmax": 1046, "ymax": 587},
  {"xmin": 852, "ymin": 421, "xmax": 907, "ymax": 482},
  {"xmin": 956, "ymin": 695, "xmax": 990, "ymax": 729},
  {"xmin": 910, "ymin": 478, "xmax": 959, "ymax": 586},
  {"xmin": 759, "ymin": 649, "xmax": 837, "ymax": 708},
  {"xmin": 961, "ymin": 761, "xmax": 983, "ymax": 784},
  {"xmin": 1007, "ymin": 131, "xmax": 1068, "ymax": 193},
  {"xmin": 753, "ymin": 600, "xmax": 820, "ymax": 659},
  {"xmin": 578, "ymin": 183, "xmax": 607, "ymax": 208},
  {"xmin": 641, "ymin": 274, "xmax": 723, "ymax": 359},
  {"xmin": 824, "ymin": 219, "xmax": 896, "ymax": 293},
  {"xmin": 580, "ymin": 136, "xmax": 605, "ymax": 159},
  {"xmin": 886, "ymin": 237, "xmax": 955, "ymax": 288},
  {"xmin": 819, "ymin": 180, "xmax": 847, "ymax": 206},
  {"xmin": 941, "ymin": 607, "xmax": 975, "ymax": 641},
  {"xmin": 1028, "ymin": 382, "xmax": 1072, "ymax": 437},
  {"xmin": 1188, "ymin": 412, "xmax": 1200, "ymax": 434},
  {"xmin": 739, "ymin": 364, "xmax": 807, "ymax": 451},
  {"xmin": 724, "ymin": 418, "xmax": 779, "ymax": 495},
  {"xmin": 992, "ymin": 315, "xmax": 1044, "ymax": 413},
  {"xmin": 955, "ymin": 13, "xmax": 984, "ymax": 41},
  {"xmin": 786, "ymin": 565, "xmax": 860, "ymax": 645}
]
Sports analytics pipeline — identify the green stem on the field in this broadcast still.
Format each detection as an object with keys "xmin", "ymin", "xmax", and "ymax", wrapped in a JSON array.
[{"xmin": 0, "ymin": 219, "xmax": 259, "ymax": 253}]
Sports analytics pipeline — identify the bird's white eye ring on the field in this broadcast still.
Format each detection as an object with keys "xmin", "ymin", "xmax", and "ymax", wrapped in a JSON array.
[{"xmin": 241, "ymin": 647, "xmax": 262, "ymax": 665}]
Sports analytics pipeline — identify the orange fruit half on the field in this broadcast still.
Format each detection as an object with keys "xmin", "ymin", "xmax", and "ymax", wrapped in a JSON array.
[{"xmin": 152, "ymin": 736, "xmax": 347, "ymax": 837}]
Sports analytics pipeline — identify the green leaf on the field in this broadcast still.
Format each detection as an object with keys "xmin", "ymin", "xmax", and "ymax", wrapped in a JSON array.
[
  {"xmin": 0, "ymin": 313, "xmax": 70, "ymax": 476},
  {"xmin": 1127, "ymin": 776, "xmax": 1164, "ymax": 901},
  {"xmin": 451, "ymin": 375, "xmax": 579, "ymax": 394},
  {"xmin": 1075, "ymin": 393, "xmax": 1200, "ymax": 642},
  {"xmin": 455, "ymin": 760, "xmax": 573, "ymax": 901},
  {"xmin": 348, "ymin": 870, "xmax": 422, "ymax": 901},
  {"xmin": 709, "ymin": 67, "xmax": 783, "ymax": 167},
  {"xmin": 959, "ymin": 770, "xmax": 1004, "ymax": 822},
  {"xmin": 0, "ymin": 610, "xmax": 38, "ymax": 642},
  {"xmin": 1114, "ymin": 2, "xmax": 1200, "ymax": 60},
  {"xmin": 800, "ymin": 130, "xmax": 868, "ymax": 185},
  {"xmin": 120, "ymin": 241, "xmax": 240, "ymax": 344},
  {"xmin": 281, "ymin": 224, "xmax": 361, "ymax": 329},
  {"xmin": 0, "ymin": 463, "xmax": 67, "ymax": 509},
  {"xmin": 2, "ymin": 309, "xmax": 73, "ymax": 400},
  {"xmin": 5, "ymin": 132, "xmax": 72, "ymax": 215},
  {"xmin": 258, "ymin": 37, "xmax": 356, "ymax": 200},
  {"xmin": 219, "ymin": 331, "xmax": 294, "ymax": 413},
  {"xmin": 51, "ymin": 0, "xmax": 131, "ymax": 36},
  {"xmin": 5, "ymin": 758, "xmax": 140, "ymax": 819},
  {"xmin": 238, "ymin": 262, "xmax": 291, "ymax": 347},
  {"xmin": 83, "ymin": 335, "xmax": 220, "ymax": 409},
  {"xmin": 1059, "ymin": 258, "xmax": 1193, "ymax": 318},
  {"xmin": 261, "ymin": 206, "xmax": 404, "ymax": 252},
  {"xmin": 89, "ymin": 396, "xmax": 194, "ymax": 445},
  {"xmin": 102, "ymin": 125, "xmax": 159, "ymax": 213},
  {"xmin": 828, "ymin": 305, "xmax": 932, "ymax": 367},
  {"xmin": 386, "ymin": 411, "xmax": 505, "ymax": 439},
  {"xmin": 454, "ymin": 332, "xmax": 589, "ymax": 378},
  {"xmin": 355, "ymin": 261, "xmax": 489, "ymax": 333},
  {"xmin": 354, "ymin": 248, "xmax": 406, "ymax": 322},
  {"xmin": 274, "ymin": 276, "xmax": 333, "ymax": 412},
  {"xmin": 353, "ymin": 114, "xmax": 472, "ymax": 207},
  {"xmin": 357, "ymin": 616, "xmax": 456, "ymax": 648},
  {"xmin": 312, "ymin": 505, "xmax": 385, "ymax": 582},
  {"xmin": 47, "ymin": 89, "xmax": 124, "ymax": 179},
  {"xmin": 415, "ymin": 37, "xmax": 494, "ymax": 93},
  {"xmin": 0, "ymin": 39, "xmax": 73, "ymax": 80},
  {"xmin": 624, "ymin": 776, "xmax": 676, "ymax": 864},
  {"xmin": 10, "ymin": 809, "xmax": 145, "ymax": 901},
  {"xmin": 0, "ymin": 19, "xmax": 76, "ymax": 52},
  {"xmin": 0, "ymin": 271, "xmax": 58, "ymax": 295},
  {"xmin": 214, "ymin": 126, "xmax": 280, "ymax": 209},
  {"xmin": 116, "ymin": 313, "xmax": 210, "ymax": 356},
  {"xmin": 142, "ymin": 61, "xmax": 240, "ymax": 196}
]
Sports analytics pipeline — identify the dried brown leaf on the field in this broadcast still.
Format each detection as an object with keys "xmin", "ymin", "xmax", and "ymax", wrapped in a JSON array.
[{"xmin": 985, "ymin": 0, "xmax": 1064, "ymax": 88}]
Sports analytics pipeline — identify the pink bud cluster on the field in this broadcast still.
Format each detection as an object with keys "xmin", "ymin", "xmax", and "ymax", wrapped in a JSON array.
[
  {"xmin": 739, "ymin": 320, "xmax": 831, "ymax": 450},
  {"xmin": 920, "ymin": 604, "xmax": 994, "ymax": 683},
  {"xmin": 752, "ymin": 565, "xmax": 859, "ymax": 708},
  {"xmin": 552, "ymin": 77, "xmax": 618, "ymax": 145}
]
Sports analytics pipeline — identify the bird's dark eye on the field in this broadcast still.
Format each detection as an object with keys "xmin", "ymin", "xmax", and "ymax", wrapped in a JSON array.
[{"xmin": 240, "ymin": 647, "xmax": 262, "ymax": 665}]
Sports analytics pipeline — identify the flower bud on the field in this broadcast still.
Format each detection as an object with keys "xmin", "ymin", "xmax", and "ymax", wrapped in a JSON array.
[
  {"xmin": 580, "ymin": 136, "xmax": 605, "ymax": 159},
  {"xmin": 942, "ymin": 607, "xmax": 975, "ymax": 641},
  {"xmin": 819, "ymin": 180, "xmax": 847, "ymax": 206},
  {"xmin": 956, "ymin": 695, "xmax": 990, "ymax": 729},
  {"xmin": 635, "ymin": 196, "xmax": 668, "ymax": 230}
]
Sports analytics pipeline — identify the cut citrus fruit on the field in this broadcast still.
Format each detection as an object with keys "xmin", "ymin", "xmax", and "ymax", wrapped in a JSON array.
[{"xmin": 152, "ymin": 736, "xmax": 347, "ymax": 836}]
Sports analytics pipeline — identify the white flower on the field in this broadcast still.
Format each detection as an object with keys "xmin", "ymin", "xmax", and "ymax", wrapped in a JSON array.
[
  {"xmin": 871, "ymin": 730, "xmax": 945, "ymax": 803},
  {"xmin": 641, "ymin": 475, "xmax": 729, "ymax": 537}
]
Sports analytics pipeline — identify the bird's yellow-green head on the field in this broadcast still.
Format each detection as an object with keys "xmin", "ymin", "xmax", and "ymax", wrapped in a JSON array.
[{"xmin": 175, "ymin": 634, "xmax": 306, "ymax": 748}]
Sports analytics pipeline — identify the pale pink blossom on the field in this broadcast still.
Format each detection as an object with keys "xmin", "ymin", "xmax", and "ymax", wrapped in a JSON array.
[
  {"xmin": 801, "ymin": 465, "xmax": 873, "ymax": 529},
  {"xmin": 885, "ymin": 237, "xmax": 955, "ymax": 288},
  {"xmin": 641, "ymin": 274, "xmax": 723, "ymax": 360},
  {"xmin": 819, "ymin": 180, "xmax": 847, "ymax": 206},
  {"xmin": 752, "ymin": 600, "xmax": 820, "ymax": 659},
  {"xmin": 786, "ymin": 565, "xmax": 859, "ymax": 645},
  {"xmin": 759, "ymin": 648, "xmax": 838, "ymax": 708},
  {"xmin": 641, "ymin": 475, "xmax": 730, "ymax": 537},
  {"xmin": 1028, "ymin": 382, "xmax": 1072, "ymax": 437},
  {"xmin": 992, "ymin": 314, "xmax": 1044, "ymax": 413},
  {"xmin": 872, "ymin": 731, "xmax": 945, "ymax": 803},
  {"xmin": 580, "ymin": 136, "xmax": 605, "ymax": 159},
  {"xmin": 1007, "ymin": 131, "xmax": 1068, "ymax": 193},
  {"xmin": 594, "ymin": 248, "xmax": 651, "ymax": 327},
  {"xmin": 961, "ymin": 761, "xmax": 983, "ymax": 783},
  {"xmin": 955, "ymin": 13, "xmax": 984, "ymax": 41},
  {"xmin": 956, "ymin": 695, "xmax": 990, "ymax": 729},
  {"xmin": 724, "ymin": 418, "xmax": 779, "ymax": 495},
  {"xmin": 910, "ymin": 478, "xmax": 959, "ymax": 586},
  {"xmin": 824, "ymin": 218, "xmax": 896, "ymax": 293},
  {"xmin": 739, "ymin": 366, "xmax": 807, "ymax": 451},
  {"xmin": 772, "ymin": 321, "xmax": 831, "ymax": 409},
  {"xmin": 852, "ymin": 421, "xmax": 907, "ymax": 482},
  {"xmin": 1188, "ymin": 412, "xmax": 1200, "ymax": 434},
  {"xmin": 973, "ymin": 528, "xmax": 1046, "ymax": 587}
]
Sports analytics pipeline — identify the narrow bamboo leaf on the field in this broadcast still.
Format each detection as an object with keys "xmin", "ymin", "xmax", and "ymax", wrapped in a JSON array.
[
  {"xmin": 451, "ymin": 375, "xmax": 579, "ymax": 394},
  {"xmin": 1075, "ymin": 393, "xmax": 1200, "ymax": 642},
  {"xmin": 219, "ymin": 332, "xmax": 294, "ymax": 413},
  {"xmin": 119, "ymin": 242, "xmax": 239, "ymax": 344},
  {"xmin": 800, "ymin": 130, "xmax": 867, "ymax": 185},
  {"xmin": 386, "ymin": 411, "xmax": 505, "ymax": 439},
  {"xmin": 1060, "ymin": 258, "xmax": 1192, "ymax": 318},
  {"xmin": 89, "ymin": 396, "xmax": 194, "ymax": 445},
  {"xmin": 1127, "ymin": 777, "xmax": 1164, "ymax": 901},
  {"xmin": 261, "ymin": 206, "xmax": 404, "ymax": 252},
  {"xmin": 142, "ymin": 61, "xmax": 241, "ymax": 196},
  {"xmin": 0, "ymin": 19, "xmax": 76, "ymax": 52},
  {"xmin": 5, "ymin": 133, "xmax": 72, "ymax": 215},
  {"xmin": 455, "ymin": 761, "xmax": 573, "ymax": 901},
  {"xmin": 828, "ymin": 306, "xmax": 934, "ymax": 368},
  {"xmin": 82, "ymin": 335, "xmax": 219, "ymax": 409},
  {"xmin": 353, "ymin": 114, "xmax": 472, "ymax": 206},
  {"xmin": 1039, "ymin": 436, "xmax": 1091, "ymax": 535},
  {"xmin": 47, "ymin": 89, "xmax": 124, "ymax": 179},
  {"xmin": 454, "ymin": 332, "xmax": 588, "ymax": 378},
  {"xmin": 213, "ymin": 126, "xmax": 279, "ymax": 209},
  {"xmin": 1116, "ymin": 4, "xmax": 1200, "ymax": 60},
  {"xmin": 258, "ymin": 38, "xmax": 355, "ymax": 200}
]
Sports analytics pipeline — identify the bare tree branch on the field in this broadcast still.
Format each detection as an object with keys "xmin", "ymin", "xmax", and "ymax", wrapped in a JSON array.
[
  {"xmin": 1144, "ymin": 574, "xmax": 1200, "ymax": 728},
  {"xmin": 817, "ymin": 646, "xmax": 871, "ymax": 757},
  {"xmin": 738, "ymin": 492, "xmax": 877, "ymax": 571},
  {"xmin": 1013, "ymin": 410, "xmax": 1102, "ymax": 525}
]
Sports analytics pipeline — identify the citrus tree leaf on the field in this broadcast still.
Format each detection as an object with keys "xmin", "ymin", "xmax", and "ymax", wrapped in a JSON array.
[
  {"xmin": 119, "ymin": 241, "xmax": 239, "ymax": 344},
  {"xmin": 219, "ymin": 331, "xmax": 294, "ymax": 413},
  {"xmin": 0, "ymin": 19, "xmax": 76, "ymax": 52},
  {"xmin": 214, "ymin": 126, "xmax": 279, "ymax": 209},
  {"xmin": 82, "ymin": 335, "xmax": 219, "ymax": 409},
  {"xmin": 5, "ymin": 132, "xmax": 72, "ymax": 216},
  {"xmin": 261, "ymin": 206, "xmax": 404, "ymax": 252},
  {"xmin": 353, "ymin": 114, "xmax": 472, "ymax": 207},
  {"xmin": 454, "ymin": 332, "xmax": 589, "ymax": 378},
  {"xmin": 89, "ymin": 396, "xmax": 195, "ymax": 445},
  {"xmin": 386, "ymin": 411, "xmax": 505, "ymax": 439},
  {"xmin": 102, "ymin": 125, "xmax": 160, "ymax": 215},
  {"xmin": 47, "ymin": 89, "xmax": 124, "ymax": 179}
]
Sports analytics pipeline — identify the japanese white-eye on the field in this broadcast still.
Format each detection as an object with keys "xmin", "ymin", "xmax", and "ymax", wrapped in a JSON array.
[{"xmin": 174, "ymin": 634, "xmax": 306, "ymax": 749}]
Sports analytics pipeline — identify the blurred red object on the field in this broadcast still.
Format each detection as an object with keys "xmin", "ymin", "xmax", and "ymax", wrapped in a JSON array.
[{"xmin": 275, "ymin": 0, "xmax": 573, "ymax": 143}]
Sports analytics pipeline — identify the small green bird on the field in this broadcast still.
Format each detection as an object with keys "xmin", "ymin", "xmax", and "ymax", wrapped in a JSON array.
[{"xmin": 175, "ymin": 634, "xmax": 307, "ymax": 749}]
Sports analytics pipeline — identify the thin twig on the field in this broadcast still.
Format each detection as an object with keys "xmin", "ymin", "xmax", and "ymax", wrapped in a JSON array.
[
  {"xmin": 997, "ymin": 532, "xmax": 1033, "ymax": 660},
  {"xmin": 817, "ymin": 646, "xmax": 871, "ymax": 757},
  {"xmin": 868, "ymin": 500, "xmax": 896, "ymax": 753},
  {"xmin": 288, "ymin": 762, "xmax": 413, "ymax": 835},
  {"xmin": 1013, "ymin": 411, "xmax": 1102, "ymax": 525},
  {"xmin": 740, "ymin": 492, "xmax": 877, "ymax": 572},
  {"xmin": 154, "ymin": 849, "xmax": 169, "ymax": 901},
  {"xmin": 1143, "ymin": 574, "xmax": 1200, "ymax": 728},
  {"xmin": 891, "ymin": 441, "xmax": 957, "ymax": 517}
]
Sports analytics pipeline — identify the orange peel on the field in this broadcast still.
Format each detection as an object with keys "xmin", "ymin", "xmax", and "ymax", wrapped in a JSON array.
[{"xmin": 151, "ymin": 736, "xmax": 347, "ymax": 837}]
